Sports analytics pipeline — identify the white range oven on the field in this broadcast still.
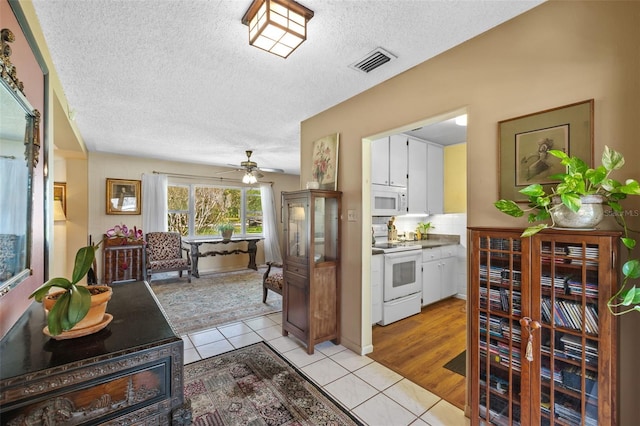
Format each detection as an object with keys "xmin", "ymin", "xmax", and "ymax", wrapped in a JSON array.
[{"xmin": 372, "ymin": 225, "xmax": 422, "ymax": 325}]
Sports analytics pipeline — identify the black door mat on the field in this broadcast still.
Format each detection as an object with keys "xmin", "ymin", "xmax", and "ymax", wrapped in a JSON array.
[{"xmin": 443, "ymin": 350, "xmax": 466, "ymax": 376}]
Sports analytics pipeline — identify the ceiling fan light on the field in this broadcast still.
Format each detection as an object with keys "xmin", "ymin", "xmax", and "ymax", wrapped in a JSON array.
[
  {"xmin": 242, "ymin": 0, "xmax": 314, "ymax": 59},
  {"xmin": 242, "ymin": 171, "xmax": 258, "ymax": 184}
]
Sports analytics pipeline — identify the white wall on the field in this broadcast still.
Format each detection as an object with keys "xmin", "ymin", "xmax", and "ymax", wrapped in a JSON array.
[{"xmin": 394, "ymin": 213, "xmax": 468, "ymax": 297}]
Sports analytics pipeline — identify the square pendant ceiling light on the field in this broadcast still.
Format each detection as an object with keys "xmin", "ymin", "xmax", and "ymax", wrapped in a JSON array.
[{"xmin": 241, "ymin": 0, "xmax": 314, "ymax": 58}]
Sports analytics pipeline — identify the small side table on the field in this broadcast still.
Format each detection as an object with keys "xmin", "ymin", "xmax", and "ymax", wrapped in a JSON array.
[{"xmin": 102, "ymin": 241, "xmax": 145, "ymax": 284}]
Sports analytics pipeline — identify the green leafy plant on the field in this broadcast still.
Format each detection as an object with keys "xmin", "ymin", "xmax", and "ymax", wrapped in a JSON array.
[
  {"xmin": 217, "ymin": 223, "xmax": 235, "ymax": 233},
  {"xmin": 29, "ymin": 245, "xmax": 100, "ymax": 335},
  {"xmin": 494, "ymin": 146, "xmax": 640, "ymax": 315},
  {"xmin": 417, "ymin": 222, "xmax": 434, "ymax": 233}
]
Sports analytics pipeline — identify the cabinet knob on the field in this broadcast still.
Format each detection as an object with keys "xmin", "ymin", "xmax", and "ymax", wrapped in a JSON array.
[{"xmin": 520, "ymin": 317, "xmax": 541, "ymax": 362}]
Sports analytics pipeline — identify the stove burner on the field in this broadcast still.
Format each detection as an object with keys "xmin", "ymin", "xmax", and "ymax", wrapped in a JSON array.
[{"xmin": 372, "ymin": 242, "xmax": 422, "ymax": 253}]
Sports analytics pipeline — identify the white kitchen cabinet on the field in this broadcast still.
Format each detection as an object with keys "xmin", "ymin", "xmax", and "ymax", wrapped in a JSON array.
[
  {"xmin": 371, "ymin": 137, "xmax": 390, "ymax": 185},
  {"xmin": 371, "ymin": 136, "xmax": 408, "ymax": 187},
  {"xmin": 371, "ymin": 254, "xmax": 383, "ymax": 325},
  {"xmin": 440, "ymin": 245, "xmax": 457, "ymax": 298},
  {"xmin": 421, "ymin": 245, "xmax": 457, "ymax": 306},
  {"xmin": 388, "ymin": 135, "xmax": 407, "ymax": 187},
  {"xmin": 421, "ymin": 248, "xmax": 442, "ymax": 306},
  {"xmin": 407, "ymin": 137, "xmax": 427, "ymax": 214},
  {"xmin": 426, "ymin": 143, "xmax": 444, "ymax": 214}
]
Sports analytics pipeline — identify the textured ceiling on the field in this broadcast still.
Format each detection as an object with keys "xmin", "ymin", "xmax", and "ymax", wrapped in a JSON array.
[{"xmin": 32, "ymin": 0, "xmax": 543, "ymax": 175}]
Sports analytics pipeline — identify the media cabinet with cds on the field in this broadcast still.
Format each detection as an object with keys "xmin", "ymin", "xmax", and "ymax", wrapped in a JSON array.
[{"xmin": 469, "ymin": 227, "xmax": 618, "ymax": 426}]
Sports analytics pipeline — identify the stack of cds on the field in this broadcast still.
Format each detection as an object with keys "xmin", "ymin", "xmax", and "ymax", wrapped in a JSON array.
[
  {"xmin": 501, "ymin": 321, "xmax": 521, "ymax": 343},
  {"xmin": 541, "ymin": 244, "xmax": 570, "ymax": 264},
  {"xmin": 480, "ymin": 313, "xmax": 506, "ymax": 338},
  {"xmin": 567, "ymin": 278, "xmax": 598, "ymax": 298},
  {"xmin": 541, "ymin": 298, "xmax": 599, "ymax": 334},
  {"xmin": 485, "ymin": 238, "xmax": 521, "ymax": 252},
  {"xmin": 560, "ymin": 334, "xmax": 599, "ymax": 364},
  {"xmin": 568, "ymin": 245, "xmax": 599, "ymax": 266},
  {"xmin": 480, "ymin": 287, "xmax": 506, "ymax": 311},
  {"xmin": 554, "ymin": 401, "xmax": 598, "ymax": 426},
  {"xmin": 497, "ymin": 341, "xmax": 521, "ymax": 371},
  {"xmin": 479, "ymin": 265, "xmax": 508, "ymax": 285},
  {"xmin": 541, "ymin": 274, "xmax": 567, "ymax": 294},
  {"xmin": 541, "ymin": 364, "xmax": 563, "ymax": 384}
]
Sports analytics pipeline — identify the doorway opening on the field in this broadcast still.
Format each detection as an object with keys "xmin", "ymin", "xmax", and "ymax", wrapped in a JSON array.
[{"xmin": 363, "ymin": 108, "xmax": 468, "ymax": 409}]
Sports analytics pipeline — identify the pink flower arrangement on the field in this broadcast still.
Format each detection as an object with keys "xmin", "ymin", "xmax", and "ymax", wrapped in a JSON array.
[
  {"xmin": 312, "ymin": 140, "xmax": 333, "ymax": 184},
  {"xmin": 105, "ymin": 224, "xmax": 143, "ymax": 244}
]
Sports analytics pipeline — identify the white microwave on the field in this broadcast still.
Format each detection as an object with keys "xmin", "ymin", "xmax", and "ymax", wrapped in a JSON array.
[{"xmin": 372, "ymin": 184, "xmax": 407, "ymax": 216}]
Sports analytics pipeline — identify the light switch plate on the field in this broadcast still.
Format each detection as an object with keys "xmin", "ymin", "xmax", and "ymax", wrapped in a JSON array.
[{"xmin": 347, "ymin": 209, "xmax": 357, "ymax": 221}]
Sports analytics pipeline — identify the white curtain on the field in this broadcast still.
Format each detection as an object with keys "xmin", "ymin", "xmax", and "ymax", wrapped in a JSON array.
[
  {"xmin": 0, "ymin": 158, "xmax": 27, "ymax": 234},
  {"xmin": 260, "ymin": 183, "xmax": 283, "ymax": 264},
  {"xmin": 142, "ymin": 173, "xmax": 168, "ymax": 233}
]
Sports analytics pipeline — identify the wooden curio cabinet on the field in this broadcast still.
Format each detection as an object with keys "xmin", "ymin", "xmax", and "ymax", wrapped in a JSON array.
[
  {"xmin": 469, "ymin": 227, "xmax": 618, "ymax": 425},
  {"xmin": 282, "ymin": 189, "xmax": 341, "ymax": 354}
]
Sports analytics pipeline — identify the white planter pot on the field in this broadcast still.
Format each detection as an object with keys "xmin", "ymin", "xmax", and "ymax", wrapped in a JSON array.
[{"xmin": 550, "ymin": 195, "xmax": 605, "ymax": 229}]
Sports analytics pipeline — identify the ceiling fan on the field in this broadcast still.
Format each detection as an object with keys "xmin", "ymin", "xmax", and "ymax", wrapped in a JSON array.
[{"xmin": 216, "ymin": 150, "xmax": 284, "ymax": 183}]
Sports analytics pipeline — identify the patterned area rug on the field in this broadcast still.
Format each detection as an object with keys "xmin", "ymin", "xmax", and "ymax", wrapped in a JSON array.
[
  {"xmin": 150, "ymin": 268, "xmax": 282, "ymax": 335},
  {"xmin": 184, "ymin": 342, "xmax": 362, "ymax": 426}
]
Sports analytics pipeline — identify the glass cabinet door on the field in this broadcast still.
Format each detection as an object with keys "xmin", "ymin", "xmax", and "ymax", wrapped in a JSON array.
[
  {"xmin": 533, "ymin": 237, "xmax": 602, "ymax": 426},
  {"xmin": 313, "ymin": 195, "xmax": 339, "ymax": 263},
  {"xmin": 477, "ymin": 234, "xmax": 526, "ymax": 426},
  {"xmin": 472, "ymin": 229, "xmax": 617, "ymax": 426},
  {"xmin": 286, "ymin": 198, "xmax": 308, "ymax": 260}
]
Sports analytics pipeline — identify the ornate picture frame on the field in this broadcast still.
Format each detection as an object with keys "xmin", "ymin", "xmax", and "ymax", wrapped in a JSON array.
[
  {"xmin": 498, "ymin": 99, "xmax": 593, "ymax": 202},
  {"xmin": 311, "ymin": 133, "xmax": 339, "ymax": 191},
  {"xmin": 106, "ymin": 178, "xmax": 141, "ymax": 215}
]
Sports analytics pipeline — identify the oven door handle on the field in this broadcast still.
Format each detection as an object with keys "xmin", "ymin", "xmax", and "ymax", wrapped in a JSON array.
[{"xmin": 384, "ymin": 250, "xmax": 421, "ymax": 260}]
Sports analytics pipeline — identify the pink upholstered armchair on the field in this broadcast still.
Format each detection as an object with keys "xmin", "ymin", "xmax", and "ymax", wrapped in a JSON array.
[{"xmin": 145, "ymin": 232, "xmax": 191, "ymax": 283}]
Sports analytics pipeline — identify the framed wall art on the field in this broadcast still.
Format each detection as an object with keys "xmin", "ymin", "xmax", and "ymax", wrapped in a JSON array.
[
  {"xmin": 311, "ymin": 133, "xmax": 339, "ymax": 191},
  {"xmin": 498, "ymin": 99, "xmax": 593, "ymax": 202},
  {"xmin": 106, "ymin": 178, "xmax": 141, "ymax": 215},
  {"xmin": 53, "ymin": 182, "xmax": 66, "ymax": 215}
]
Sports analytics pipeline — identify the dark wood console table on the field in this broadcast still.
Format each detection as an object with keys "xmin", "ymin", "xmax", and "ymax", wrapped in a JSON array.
[
  {"xmin": 0, "ymin": 281, "xmax": 190, "ymax": 425},
  {"xmin": 183, "ymin": 237, "xmax": 262, "ymax": 278}
]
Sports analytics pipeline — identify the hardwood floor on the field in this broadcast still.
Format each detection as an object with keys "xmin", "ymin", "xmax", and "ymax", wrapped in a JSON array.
[{"xmin": 369, "ymin": 297, "xmax": 467, "ymax": 410}]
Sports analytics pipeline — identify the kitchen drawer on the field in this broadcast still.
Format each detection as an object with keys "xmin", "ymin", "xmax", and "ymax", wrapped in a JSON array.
[
  {"xmin": 422, "ymin": 247, "xmax": 442, "ymax": 262},
  {"xmin": 441, "ymin": 245, "xmax": 458, "ymax": 258},
  {"xmin": 380, "ymin": 292, "xmax": 421, "ymax": 325}
]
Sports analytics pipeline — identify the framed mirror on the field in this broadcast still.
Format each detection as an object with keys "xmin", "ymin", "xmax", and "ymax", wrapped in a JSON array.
[{"xmin": 0, "ymin": 28, "xmax": 41, "ymax": 296}]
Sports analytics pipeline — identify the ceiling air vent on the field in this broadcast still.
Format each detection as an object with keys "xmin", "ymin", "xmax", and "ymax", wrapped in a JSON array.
[{"xmin": 349, "ymin": 47, "xmax": 397, "ymax": 73}]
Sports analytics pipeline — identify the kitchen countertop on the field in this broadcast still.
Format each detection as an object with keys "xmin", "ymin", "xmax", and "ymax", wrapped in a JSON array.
[{"xmin": 372, "ymin": 234, "xmax": 460, "ymax": 254}]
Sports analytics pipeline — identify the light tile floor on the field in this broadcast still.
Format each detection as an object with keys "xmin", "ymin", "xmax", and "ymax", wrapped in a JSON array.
[{"xmin": 182, "ymin": 312, "xmax": 470, "ymax": 426}]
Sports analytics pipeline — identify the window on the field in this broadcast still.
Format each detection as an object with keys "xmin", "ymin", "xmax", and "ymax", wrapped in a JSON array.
[{"xmin": 167, "ymin": 183, "xmax": 262, "ymax": 237}]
